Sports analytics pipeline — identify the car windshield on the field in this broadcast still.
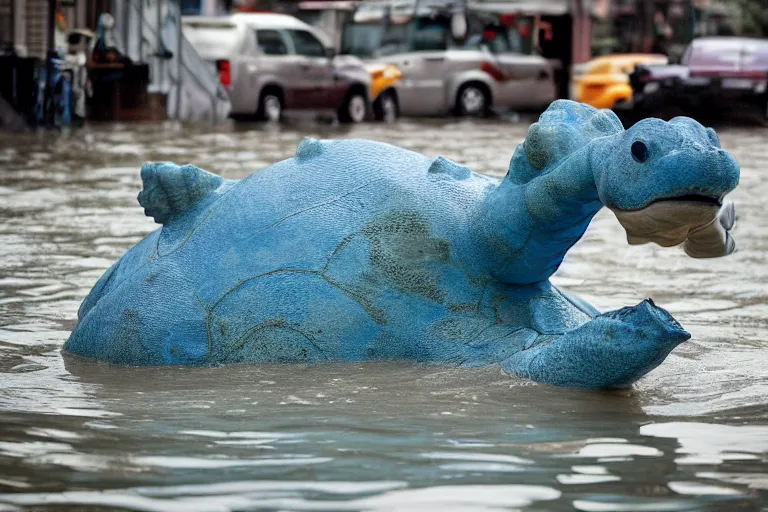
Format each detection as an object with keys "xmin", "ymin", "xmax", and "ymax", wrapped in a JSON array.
[
  {"xmin": 463, "ymin": 27, "xmax": 517, "ymax": 54},
  {"xmin": 341, "ymin": 23, "xmax": 384, "ymax": 57},
  {"xmin": 183, "ymin": 22, "xmax": 240, "ymax": 59},
  {"xmin": 341, "ymin": 12, "xmax": 519, "ymax": 57}
]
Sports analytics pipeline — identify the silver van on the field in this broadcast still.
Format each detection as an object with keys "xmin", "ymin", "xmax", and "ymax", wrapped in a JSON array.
[
  {"xmin": 339, "ymin": 1, "xmax": 556, "ymax": 116},
  {"xmin": 182, "ymin": 13, "xmax": 373, "ymax": 122}
]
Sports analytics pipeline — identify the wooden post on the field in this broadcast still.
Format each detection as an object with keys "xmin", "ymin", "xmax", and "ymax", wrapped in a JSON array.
[
  {"xmin": 47, "ymin": 0, "xmax": 56, "ymax": 54},
  {"xmin": 175, "ymin": 0, "xmax": 183, "ymax": 119},
  {"xmin": 137, "ymin": 0, "xmax": 143, "ymax": 59}
]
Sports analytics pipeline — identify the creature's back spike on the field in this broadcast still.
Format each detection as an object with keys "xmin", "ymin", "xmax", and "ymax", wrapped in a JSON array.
[
  {"xmin": 138, "ymin": 162, "xmax": 225, "ymax": 225},
  {"xmin": 508, "ymin": 100, "xmax": 623, "ymax": 183},
  {"xmin": 427, "ymin": 156, "xmax": 471, "ymax": 180}
]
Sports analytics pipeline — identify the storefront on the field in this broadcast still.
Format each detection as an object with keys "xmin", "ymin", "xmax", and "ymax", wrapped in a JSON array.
[
  {"xmin": 591, "ymin": 0, "xmax": 736, "ymax": 61},
  {"xmin": 469, "ymin": 0, "xmax": 591, "ymax": 98}
]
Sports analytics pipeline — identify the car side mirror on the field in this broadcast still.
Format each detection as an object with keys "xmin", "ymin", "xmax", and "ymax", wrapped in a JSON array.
[{"xmin": 326, "ymin": 47, "xmax": 336, "ymax": 59}]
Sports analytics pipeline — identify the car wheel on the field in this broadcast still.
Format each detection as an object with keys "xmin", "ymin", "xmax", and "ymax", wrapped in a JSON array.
[
  {"xmin": 339, "ymin": 92, "xmax": 367, "ymax": 123},
  {"xmin": 455, "ymin": 83, "xmax": 489, "ymax": 117},
  {"xmin": 373, "ymin": 90, "xmax": 399, "ymax": 123},
  {"xmin": 256, "ymin": 92, "xmax": 282, "ymax": 122}
]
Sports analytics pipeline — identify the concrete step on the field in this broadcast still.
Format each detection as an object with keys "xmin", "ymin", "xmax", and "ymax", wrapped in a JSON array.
[{"xmin": 0, "ymin": 94, "xmax": 29, "ymax": 132}]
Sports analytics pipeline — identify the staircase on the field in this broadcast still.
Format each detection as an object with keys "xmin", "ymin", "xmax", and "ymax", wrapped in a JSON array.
[{"xmin": 110, "ymin": 0, "xmax": 230, "ymax": 122}]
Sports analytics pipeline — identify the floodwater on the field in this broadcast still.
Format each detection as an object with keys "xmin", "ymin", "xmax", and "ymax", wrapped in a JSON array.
[{"xmin": 0, "ymin": 118, "xmax": 766, "ymax": 511}]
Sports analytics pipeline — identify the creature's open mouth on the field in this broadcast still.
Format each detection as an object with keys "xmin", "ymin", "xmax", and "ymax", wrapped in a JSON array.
[
  {"xmin": 649, "ymin": 194, "xmax": 723, "ymax": 208},
  {"xmin": 610, "ymin": 195, "xmax": 735, "ymax": 258},
  {"xmin": 624, "ymin": 194, "xmax": 722, "ymax": 213}
]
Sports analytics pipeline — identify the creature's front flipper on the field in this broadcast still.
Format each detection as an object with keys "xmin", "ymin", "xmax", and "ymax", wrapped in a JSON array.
[{"xmin": 501, "ymin": 300, "xmax": 690, "ymax": 389}]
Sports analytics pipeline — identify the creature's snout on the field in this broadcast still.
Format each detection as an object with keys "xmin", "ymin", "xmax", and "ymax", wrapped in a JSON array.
[{"xmin": 655, "ymin": 147, "xmax": 740, "ymax": 202}]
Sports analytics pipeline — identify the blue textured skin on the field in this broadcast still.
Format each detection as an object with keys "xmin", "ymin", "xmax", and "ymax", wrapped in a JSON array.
[{"xmin": 64, "ymin": 101, "xmax": 740, "ymax": 389}]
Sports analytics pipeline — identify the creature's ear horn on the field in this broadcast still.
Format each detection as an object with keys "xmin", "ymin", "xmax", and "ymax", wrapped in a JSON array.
[
  {"xmin": 138, "ymin": 162, "xmax": 225, "ymax": 225},
  {"xmin": 706, "ymin": 127, "xmax": 721, "ymax": 148}
]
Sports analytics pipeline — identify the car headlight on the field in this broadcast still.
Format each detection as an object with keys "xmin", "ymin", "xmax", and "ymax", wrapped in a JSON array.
[
  {"xmin": 643, "ymin": 82, "xmax": 660, "ymax": 94},
  {"xmin": 383, "ymin": 66, "xmax": 402, "ymax": 80}
]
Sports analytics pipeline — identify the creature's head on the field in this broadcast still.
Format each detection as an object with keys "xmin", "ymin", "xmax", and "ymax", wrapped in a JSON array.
[{"xmin": 592, "ymin": 116, "xmax": 739, "ymax": 257}]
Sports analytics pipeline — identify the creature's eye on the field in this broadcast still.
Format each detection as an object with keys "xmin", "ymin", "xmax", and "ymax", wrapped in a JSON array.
[{"xmin": 631, "ymin": 141, "xmax": 649, "ymax": 163}]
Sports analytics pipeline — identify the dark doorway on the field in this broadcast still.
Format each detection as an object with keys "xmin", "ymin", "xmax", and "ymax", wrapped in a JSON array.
[
  {"xmin": 87, "ymin": 0, "xmax": 111, "ymax": 30},
  {"xmin": 538, "ymin": 14, "xmax": 572, "ymax": 99}
]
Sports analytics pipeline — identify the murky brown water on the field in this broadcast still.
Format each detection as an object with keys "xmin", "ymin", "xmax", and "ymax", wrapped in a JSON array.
[{"xmin": 0, "ymin": 118, "xmax": 766, "ymax": 511}]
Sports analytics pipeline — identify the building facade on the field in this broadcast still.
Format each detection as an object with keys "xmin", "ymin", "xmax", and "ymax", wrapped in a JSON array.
[{"xmin": 1, "ymin": 0, "xmax": 95, "ymax": 58}]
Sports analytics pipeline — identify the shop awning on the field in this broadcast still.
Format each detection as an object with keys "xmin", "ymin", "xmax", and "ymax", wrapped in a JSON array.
[
  {"xmin": 297, "ymin": 0, "xmax": 356, "ymax": 9},
  {"xmin": 349, "ymin": 0, "xmax": 580, "ymax": 18},
  {"xmin": 468, "ymin": 0, "xmax": 573, "ymax": 16}
]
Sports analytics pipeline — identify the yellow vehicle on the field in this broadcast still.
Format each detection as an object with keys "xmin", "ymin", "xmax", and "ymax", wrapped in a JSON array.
[
  {"xmin": 366, "ymin": 62, "xmax": 403, "ymax": 122},
  {"xmin": 571, "ymin": 54, "xmax": 668, "ymax": 110}
]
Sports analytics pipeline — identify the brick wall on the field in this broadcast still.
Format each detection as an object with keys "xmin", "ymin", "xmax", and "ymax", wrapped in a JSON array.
[{"xmin": 25, "ymin": 0, "xmax": 48, "ymax": 58}]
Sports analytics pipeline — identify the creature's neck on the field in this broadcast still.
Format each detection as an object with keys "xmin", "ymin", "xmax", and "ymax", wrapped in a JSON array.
[{"xmin": 478, "ymin": 146, "xmax": 603, "ymax": 285}]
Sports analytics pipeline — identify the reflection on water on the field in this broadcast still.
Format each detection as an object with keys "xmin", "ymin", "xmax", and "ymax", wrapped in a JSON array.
[{"xmin": 0, "ymin": 119, "xmax": 766, "ymax": 511}]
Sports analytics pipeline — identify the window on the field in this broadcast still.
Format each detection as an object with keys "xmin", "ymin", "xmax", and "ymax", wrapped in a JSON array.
[
  {"xmin": 341, "ymin": 24, "xmax": 383, "ymax": 57},
  {"xmin": 183, "ymin": 22, "xmax": 240, "ymax": 59},
  {"xmin": 340, "ymin": 23, "xmax": 408, "ymax": 57},
  {"xmin": 287, "ymin": 29, "xmax": 326, "ymax": 58},
  {"xmin": 257, "ymin": 29, "xmax": 288, "ymax": 56},
  {"xmin": 410, "ymin": 19, "xmax": 448, "ymax": 51},
  {"xmin": 463, "ymin": 28, "xmax": 515, "ymax": 54},
  {"xmin": 181, "ymin": 0, "xmax": 202, "ymax": 15}
]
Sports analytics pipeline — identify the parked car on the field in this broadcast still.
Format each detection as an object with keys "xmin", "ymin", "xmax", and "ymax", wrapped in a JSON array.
[
  {"xmin": 182, "ymin": 13, "xmax": 373, "ymax": 122},
  {"xmin": 288, "ymin": 0, "xmax": 404, "ymax": 121},
  {"xmin": 630, "ymin": 37, "xmax": 768, "ymax": 122},
  {"xmin": 338, "ymin": 1, "xmax": 556, "ymax": 117},
  {"xmin": 570, "ymin": 53, "xmax": 668, "ymax": 110}
]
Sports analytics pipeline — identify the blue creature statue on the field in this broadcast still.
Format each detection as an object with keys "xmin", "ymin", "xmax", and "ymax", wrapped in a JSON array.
[{"xmin": 65, "ymin": 101, "xmax": 740, "ymax": 389}]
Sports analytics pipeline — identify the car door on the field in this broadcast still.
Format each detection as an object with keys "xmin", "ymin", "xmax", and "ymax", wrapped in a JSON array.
[
  {"xmin": 389, "ymin": 51, "xmax": 448, "ymax": 115},
  {"xmin": 493, "ymin": 53, "xmax": 554, "ymax": 108},
  {"xmin": 284, "ymin": 29, "xmax": 334, "ymax": 109},
  {"xmin": 253, "ymin": 28, "xmax": 307, "ymax": 109},
  {"xmin": 388, "ymin": 21, "xmax": 450, "ymax": 115}
]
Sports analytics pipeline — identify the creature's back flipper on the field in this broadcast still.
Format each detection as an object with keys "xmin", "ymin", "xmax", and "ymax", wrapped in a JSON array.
[
  {"xmin": 138, "ymin": 162, "xmax": 234, "ymax": 255},
  {"xmin": 138, "ymin": 162, "xmax": 226, "ymax": 225},
  {"xmin": 507, "ymin": 100, "xmax": 624, "ymax": 184}
]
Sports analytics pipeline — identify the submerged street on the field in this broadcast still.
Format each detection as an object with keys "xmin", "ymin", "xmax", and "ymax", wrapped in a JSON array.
[{"xmin": 0, "ymin": 118, "xmax": 767, "ymax": 510}]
